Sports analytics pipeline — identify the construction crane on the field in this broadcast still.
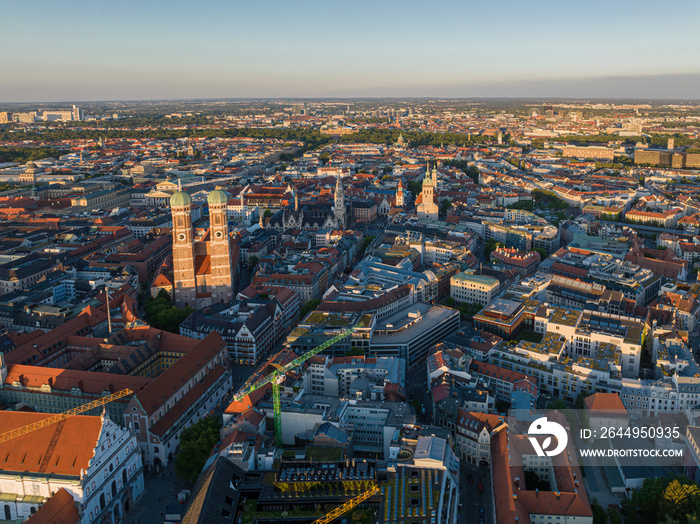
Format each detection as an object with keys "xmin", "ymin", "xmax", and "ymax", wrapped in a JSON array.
[
  {"xmin": 0, "ymin": 388, "xmax": 133, "ymax": 444},
  {"xmin": 311, "ymin": 484, "xmax": 380, "ymax": 524},
  {"xmin": 233, "ymin": 323, "xmax": 362, "ymax": 447}
]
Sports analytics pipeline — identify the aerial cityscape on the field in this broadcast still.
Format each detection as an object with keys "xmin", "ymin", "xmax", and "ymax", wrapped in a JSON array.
[{"xmin": 2, "ymin": 2, "xmax": 700, "ymax": 524}]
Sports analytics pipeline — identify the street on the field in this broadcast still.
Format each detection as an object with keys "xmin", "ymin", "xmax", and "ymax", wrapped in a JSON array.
[
  {"xmin": 459, "ymin": 461, "xmax": 493, "ymax": 524},
  {"xmin": 125, "ymin": 459, "xmax": 191, "ymax": 524}
]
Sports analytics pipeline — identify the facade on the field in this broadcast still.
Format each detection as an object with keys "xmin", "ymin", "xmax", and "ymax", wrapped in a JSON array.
[
  {"xmin": 491, "ymin": 424, "xmax": 593, "ymax": 523},
  {"xmin": 473, "ymin": 298, "xmax": 539, "ymax": 340},
  {"xmin": 370, "ymin": 304, "xmax": 460, "ymax": 368},
  {"xmin": 180, "ymin": 300, "xmax": 282, "ymax": 365},
  {"xmin": 450, "ymin": 272, "xmax": 500, "ymax": 306},
  {"xmin": 562, "ymin": 145, "xmax": 615, "ymax": 160},
  {"xmin": 490, "ymin": 247, "xmax": 541, "ymax": 277},
  {"xmin": 0, "ymin": 411, "xmax": 144, "ymax": 524},
  {"xmin": 170, "ymin": 189, "xmax": 235, "ymax": 308},
  {"xmin": 417, "ymin": 164, "xmax": 439, "ymax": 222},
  {"xmin": 70, "ymin": 190, "xmax": 130, "ymax": 211},
  {"xmin": 353, "ymin": 200, "xmax": 378, "ymax": 223},
  {"xmin": 334, "ymin": 174, "xmax": 346, "ymax": 227},
  {"xmin": 124, "ymin": 332, "xmax": 232, "ymax": 468}
]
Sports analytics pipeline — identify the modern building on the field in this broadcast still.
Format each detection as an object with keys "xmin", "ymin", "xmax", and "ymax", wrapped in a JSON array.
[
  {"xmin": 450, "ymin": 272, "xmax": 500, "ymax": 306},
  {"xmin": 370, "ymin": 303, "xmax": 460, "ymax": 368}
]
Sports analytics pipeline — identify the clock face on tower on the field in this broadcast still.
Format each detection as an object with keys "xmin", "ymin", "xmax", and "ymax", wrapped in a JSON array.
[
  {"xmin": 177, "ymin": 233, "xmax": 186, "ymax": 241},
  {"xmin": 215, "ymin": 231, "xmax": 223, "ymax": 239}
]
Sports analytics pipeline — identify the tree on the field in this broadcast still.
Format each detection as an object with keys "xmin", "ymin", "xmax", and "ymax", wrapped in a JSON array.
[
  {"xmin": 575, "ymin": 392, "xmax": 587, "ymax": 410},
  {"xmin": 299, "ymin": 299, "xmax": 321, "ymax": 320},
  {"xmin": 484, "ymin": 239, "xmax": 502, "ymax": 260},
  {"xmin": 248, "ymin": 255, "xmax": 259, "ymax": 269},
  {"xmin": 175, "ymin": 416, "xmax": 222, "ymax": 484},
  {"xmin": 591, "ymin": 502, "xmax": 607, "ymax": 524},
  {"xmin": 407, "ymin": 181, "xmax": 422, "ymax": 198},
  {"xmin": 347, "ymin": 345, "xmax": 364, "ymax": 357},
  {"xmin": 628, "ymin": 474, "xmax": 700, "ymax": 524},
  {"xmin": 360, "ymin": 235, "xmax": 375, "ymax": 255},
  {"xmin": 319, "ymin": 152, "xmax": 331, "ymax": 165},
  {"xmin": 547, "ymin": 400, "xmax": 567, "ymax": 410},
  {"xmin": 508, "ymin": 200, "xmax": 534, "ymax": 212},
  {"xmin": 533, "ymin": 247, "xmax": 547, "ymax": 260},
  {"xmin": 440, "ymin": 199, "xmax": 451, "ymax": 215},
  {"xmin": 263, "ymin": 208, "xmax": 272, "ymax": 217},
  {"xmin": 144, "ymin": 290, "xmax": 193, "ymax": 333}
]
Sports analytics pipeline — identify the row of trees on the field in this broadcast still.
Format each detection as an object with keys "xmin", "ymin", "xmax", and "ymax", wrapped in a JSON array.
[
  {"xmin": 619, "ymin": 475, "xmax": 700, "ymax": 524},
  {"xmin": 0, "ymin": 146, "xmax": 68, "ymax": 163}
]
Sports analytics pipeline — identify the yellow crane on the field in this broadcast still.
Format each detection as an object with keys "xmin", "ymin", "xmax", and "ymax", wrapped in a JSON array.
[
  {"xmin": 311, "ymin": 484, "xmax": 380, "ymax": 524},
  {"xmin": 0, "ymin": 388, "xmax": 133, "ymax": 444}
]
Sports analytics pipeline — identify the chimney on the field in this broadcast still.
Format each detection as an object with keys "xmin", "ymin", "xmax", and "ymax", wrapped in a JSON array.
[{"xmin": 555, "ymin": 491, "xmax": 561, "ymax": 500}]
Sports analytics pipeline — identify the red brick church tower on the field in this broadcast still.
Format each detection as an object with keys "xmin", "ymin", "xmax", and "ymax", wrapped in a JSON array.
[
  {"xmin": 170, "ymin": 188, "xmax": 235, "ymax": 308},
  {"xmin": 207, "ymin": 190, "xmax": 234, "ymax": 304},
  {"xmin": 170, "ymin": 189, "xmax": 197, "ymax": 307}
]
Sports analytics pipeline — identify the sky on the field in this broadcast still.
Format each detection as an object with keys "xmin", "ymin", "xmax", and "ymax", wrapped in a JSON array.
[{"xmin": 2, "ymin": 0, "xmax": 700, "ymax": 102}]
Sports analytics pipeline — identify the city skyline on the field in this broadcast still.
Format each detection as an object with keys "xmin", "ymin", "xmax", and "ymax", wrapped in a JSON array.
[{"xmin": 3, "ymin": 0, "xmax": 700, "ymax": 102}]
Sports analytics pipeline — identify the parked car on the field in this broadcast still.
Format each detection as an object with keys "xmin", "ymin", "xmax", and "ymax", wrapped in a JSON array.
[
  {"xmin": 467, "ymin": 474, "xmax": 474, "ymax": 484},
  {"xmin": 480, "ymin": 506, "xmax": 485, "ymax": 517},
  {"xmin": 477, "ymin": 482, "xmax": 484, "ymax": 494}
]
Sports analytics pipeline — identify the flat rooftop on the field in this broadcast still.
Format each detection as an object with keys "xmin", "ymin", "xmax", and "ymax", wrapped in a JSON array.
[
  {"xmin": 482, "ymin": 298, "xmax": 522, "ymax": 318},
  {"xmin": 372, "ymin": 304, "xmax": 458, "ymax": 346},
  {"xmin": 452, "ymin": 272, "xmax": 499, "ymax": 286}
]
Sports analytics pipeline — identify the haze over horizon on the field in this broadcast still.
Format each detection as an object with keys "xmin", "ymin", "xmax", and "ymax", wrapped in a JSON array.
[{"xmin": 3, "ymin": 0, "xmax": 700, "ymax": 103}]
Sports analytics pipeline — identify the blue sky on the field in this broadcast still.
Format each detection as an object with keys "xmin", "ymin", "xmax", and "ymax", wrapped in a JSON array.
[{"xmin": 2, "ymin": 0, "xmax": 700, "ymax": 102}]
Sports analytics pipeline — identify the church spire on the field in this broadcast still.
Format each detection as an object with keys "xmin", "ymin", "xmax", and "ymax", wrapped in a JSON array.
[{"xmin": 334, "ymin": 174, "xmax": 346, "ymax": 228}]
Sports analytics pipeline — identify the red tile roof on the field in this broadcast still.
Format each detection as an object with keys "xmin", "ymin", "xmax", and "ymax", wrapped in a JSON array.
[
  {"xmin": 27, "ymin": 488, "xmax": 79, "ymax": 524},
  {"xmin": 0, "ymin": 413, "xmax": 102, "ymax": 477},
  {"xmin": 133, "ymin": 332, "xmax": 226, "ymax": 416}
]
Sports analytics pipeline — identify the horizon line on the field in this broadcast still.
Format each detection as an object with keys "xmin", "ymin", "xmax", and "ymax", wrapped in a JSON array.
[{"xmin": 3, "ymin": 95, "xmax": 700, "ymax": 106}]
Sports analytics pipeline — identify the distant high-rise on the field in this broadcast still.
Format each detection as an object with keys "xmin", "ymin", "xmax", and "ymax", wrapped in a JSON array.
[
  {"xmin": 668, "ymin": 138, "xmax": 675, "ymax": 150},
  {"xmin": 72, "ymin": 105, "xmax": 82, "ymax": 121}
]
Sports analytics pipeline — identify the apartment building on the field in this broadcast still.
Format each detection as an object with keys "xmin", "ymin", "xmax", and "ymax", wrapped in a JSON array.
[
  {"xmin": 470, "ymin": 360, "xmax": 538, "ymax": 403},
  {"xmin": 180, "ymin": 300, "xmax": 281, "ymax": 365}
]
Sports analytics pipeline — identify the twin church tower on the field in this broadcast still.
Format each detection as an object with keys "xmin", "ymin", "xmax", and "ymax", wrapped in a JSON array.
[{"xmin": 170, "ymin": 188, "xmax": 234, "ymax": 309}]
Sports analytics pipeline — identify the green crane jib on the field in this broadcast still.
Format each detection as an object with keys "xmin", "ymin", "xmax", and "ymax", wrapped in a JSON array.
[{"xmin": 233, "ymin": 323, "xmax": 362, "ymax": 447}]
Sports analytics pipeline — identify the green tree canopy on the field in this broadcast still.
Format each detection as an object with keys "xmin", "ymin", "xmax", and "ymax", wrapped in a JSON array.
[
  {"xmin": 175, "ymin": 416, "xmax": 222, "ymax": 484},
  {"xmin": 144, "ymin": 289, "xmax": 193, "ymax": 333}
]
